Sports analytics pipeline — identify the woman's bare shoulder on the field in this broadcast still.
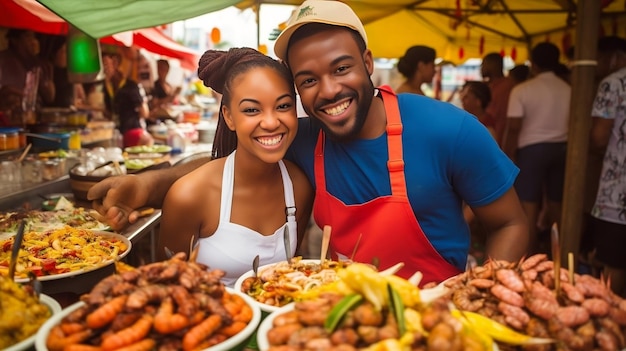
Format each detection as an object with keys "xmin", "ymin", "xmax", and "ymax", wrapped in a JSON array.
[{"xmin": 168, "ymin": 158, "xmax": 225, "ymax": 204}]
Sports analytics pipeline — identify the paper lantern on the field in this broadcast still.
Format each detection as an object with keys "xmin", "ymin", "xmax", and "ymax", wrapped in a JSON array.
[
  {"xmin": 458, "ymin": 47, "xmax": 464, "ymax": 59},
  {"xmin": 511, "ymin": 46, "xmax": 517, "ymax": 61},
  {"xmin": 479, "ymin": 35, "xmax": 485, "ymax": 55},
  {"xmin": 210, "ymin": 27, "xmax": 221, "ymax": 44},
  {"xmin": 67, "ymin": 25, "xmax": 103, "ymax": 83}
]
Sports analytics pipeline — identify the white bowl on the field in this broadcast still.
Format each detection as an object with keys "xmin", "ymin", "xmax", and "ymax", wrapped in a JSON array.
[
  {"xmin": 4, "ymin": 294, "xmax": 61, "ymax": 351},
  {"xmin": 234, "ymin": 259, "xmax": 334, "ymax": 314},
  {"xmin": 256, "ymin": 303, "xmax": 295, "ymax": 351},
  {"xmin": 35, "ymin": 287, "xmax": 260, "ymax": 351}
]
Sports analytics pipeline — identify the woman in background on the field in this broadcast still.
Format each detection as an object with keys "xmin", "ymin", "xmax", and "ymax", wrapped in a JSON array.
[{"xmin": 395, "ymin": 45, "xmax": 436, "ymax": 95}]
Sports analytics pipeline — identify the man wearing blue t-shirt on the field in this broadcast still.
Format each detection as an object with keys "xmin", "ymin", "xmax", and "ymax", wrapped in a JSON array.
[{"xmin": 89, "ymin": 0, "xmax": 529, "ymax": 286}]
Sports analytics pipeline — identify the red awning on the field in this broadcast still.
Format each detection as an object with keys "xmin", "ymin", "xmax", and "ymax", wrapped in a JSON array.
[
  {"xmin": 102, "ymin": 28, "xmax": 199, "ymax": 71},
  {"xmin": 0, "ymin": 0, "xmax": 68, "ymax": 35},
  {"xmin": 1, "ymin": 0, "xmax": 198, "ymax": 70}
]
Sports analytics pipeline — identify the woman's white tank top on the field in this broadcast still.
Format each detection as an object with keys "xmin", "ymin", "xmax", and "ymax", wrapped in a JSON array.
[{"xmin": 195, "ymin": 151, "xmax": 297, "ymax": 287}]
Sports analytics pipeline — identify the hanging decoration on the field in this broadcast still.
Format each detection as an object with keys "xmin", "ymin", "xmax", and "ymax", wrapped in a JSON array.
[
  {"xmin": 601, "ymin": 0, "xmax": 615, "ymax": 8},
  {"xmin": 455, "ymin": 0, "xmax": 462, "ymax": 19},
  {"xmin": 210, "ymin": 27, "xmax": 221, "ymax": 44},
  {"xmin": 500, "ymin": 48, "xmax": 505, "ymax": 57},
  {"xmin": 458, "ymin": 47, "xmax": 464, "ymax": 59},
  {"xmin": 479, "ymin": 35, "xmax": 485, "ymax": 55},
  {"xmin": 511, "ymin": 46, "xmax": 517, "ymax": 61},
  {"xmin": 561, "ymin": 32, "xmax": 572, "ymax": 55}
]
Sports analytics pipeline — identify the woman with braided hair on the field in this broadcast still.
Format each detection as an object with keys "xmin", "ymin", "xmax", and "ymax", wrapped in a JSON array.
[{"xmin": 158, "ymin": 48, "xmax": 313, "ymax": 286}]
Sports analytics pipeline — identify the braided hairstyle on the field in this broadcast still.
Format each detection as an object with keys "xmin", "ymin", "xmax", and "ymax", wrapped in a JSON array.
[{"xmin": 197, "ymin": 48, "xmax": 295, "ymax": 159}]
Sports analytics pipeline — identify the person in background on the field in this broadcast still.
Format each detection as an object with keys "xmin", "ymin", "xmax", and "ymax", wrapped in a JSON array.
[
  {"xmin": 102, "ymin": 51, "xmax": 152, "ymax": 148},
  {"xmin": 89, "ymin": 0, "xmax": 528, "ymax": 286},
  {"xmin": 150, "ymin": 59, "xmax": 181, "ymax": 110},
  {"xmin": 508, "ymin": 65, "xmax": 530, "ymax": 85},
  {"xmin": 395, "ymin": 45, "xmax": 436, "ymax": 95},
  {"xmin": 481, "ymin": 52, "xmax": 516, "ymax": 146},
  {"xmin": 460, "ymin": 81, "xmax": 496, "ymax": 139},
  {"xmin": 586, "ymin": 36, "xmax": 626, "ymax": 297},
  {"xmin": 159, "ymin": 48, "xmax": 313, "ymax": 286},
  {"xmin": 0, "ymin": 29, "xmax": 55, "ymax": 121},
  {"xmin": 40, "ymin": 37, "xmax": 86, "ymax": 108},
  {"xmin": 504, "ymin": 42, "xmax": 570, "ymax": 254}
]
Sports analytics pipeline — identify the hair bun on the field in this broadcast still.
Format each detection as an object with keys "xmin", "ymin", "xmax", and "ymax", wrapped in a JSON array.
[{"xmin": 197, "ymin": 48, "xmax": 262, "ymax": 94}]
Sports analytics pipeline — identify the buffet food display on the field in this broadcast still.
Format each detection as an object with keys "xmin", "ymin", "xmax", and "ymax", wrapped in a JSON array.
[
  {"xmin": 0, "ymin": 208, "xmax": 110, "ymax": 235},
  {"xmin": 236, "ymin": 257, "xmax": 350, "ymax": 311},
  {"xmin": 36, "ymin": 252, "xmax": 260, "ymax": 351},
  {"xmin": 0, "ymin": 277, "xmax": 61, "ymax": 350},
  {"xmin": 0, "ymin": 227, "xmax": 130, "ymax": 280}
]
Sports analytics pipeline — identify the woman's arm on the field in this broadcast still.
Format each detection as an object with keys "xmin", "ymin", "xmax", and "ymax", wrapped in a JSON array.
[{"xmin": 157, "ymin": 177, "xmax": 204, "ymax": 260}]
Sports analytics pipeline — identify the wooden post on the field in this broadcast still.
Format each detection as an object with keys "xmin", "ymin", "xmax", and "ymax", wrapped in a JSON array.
[{"xmin": 560, "ymin": 0, "xmax": 601, "ymax": 265}]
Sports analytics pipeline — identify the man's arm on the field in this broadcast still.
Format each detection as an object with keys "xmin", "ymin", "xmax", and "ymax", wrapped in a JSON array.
[
  {"xmin": 87, "ymin": 157, "xmax": 209, "ymax": 230},
  {"xmin": 502, "ymin": 117, "xmax": 522, "ymax": 162},
  {"xmin": 471, "ymin": 187, "xmax": 529, "ymax": 262},
  {"xmin": 590, "ymin": 116, "xmax": 614, "ymax": 155}
]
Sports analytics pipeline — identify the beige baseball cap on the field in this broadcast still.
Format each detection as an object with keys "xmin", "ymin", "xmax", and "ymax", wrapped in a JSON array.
[{"xmin": 274, "ymin": 0, "xmax": 368, "ymax": 60}]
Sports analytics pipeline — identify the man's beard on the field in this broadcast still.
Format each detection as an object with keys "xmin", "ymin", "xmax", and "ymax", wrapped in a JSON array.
[{"xmin": 311, "ymin": 82, "xmax": 375, "ymax": 142}]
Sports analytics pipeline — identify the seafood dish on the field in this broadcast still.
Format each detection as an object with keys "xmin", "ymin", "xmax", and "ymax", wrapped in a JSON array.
[
  {"xmin": 36, "ymin": 252, "xmax": 261, "ymax": 351},
  {"xmin": 258, "ymin": 263, "xmax": 548, "ymax": 351},
  {"xmin": 0, "ymin": 227, "xmax": 130, "ymax": 281},
  {"xmin": 235, "ymin": 257, "xmax": 350, "ymax": 312},
  {"xmin": 0, "ymin": 276, "xmax": 61, "ymax": 350},
  {"xmin": 445, "ymin": 253, "xmax": 626, "ymax": 350}
]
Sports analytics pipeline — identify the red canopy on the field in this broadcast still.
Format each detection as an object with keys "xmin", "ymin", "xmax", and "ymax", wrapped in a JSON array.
[
  {"xmin": 0, "ymin": 0, "xmax": 198, "ymax": 70},
  {"xmin": 102, "ymin": 29, "xmax": 199, "ymax": 70},
  {"xmin": 0, "ymin": 0, "xmax": 68, "ymax": 35}
]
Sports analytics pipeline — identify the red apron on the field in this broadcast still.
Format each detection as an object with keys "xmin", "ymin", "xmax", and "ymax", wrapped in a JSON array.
[{"xmin": 313, "ymin": 85, "xmax": 462, "ymax": 286}]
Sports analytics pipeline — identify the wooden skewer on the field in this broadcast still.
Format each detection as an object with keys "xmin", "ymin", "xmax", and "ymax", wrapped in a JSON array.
[
  {"xmin": 320, "ymin": 225, "xmax": 331, "ymax": 265},
  {"xmin": 551, "ymin": 222, "xmax": 561, "ymax": 294},
  {"xmin": 568, "ymin": 252, "xmax": 574, "ymax": 285},
  {"xmin": 16, "ymin": 143, "xmax": 32, "ymax": 163}
]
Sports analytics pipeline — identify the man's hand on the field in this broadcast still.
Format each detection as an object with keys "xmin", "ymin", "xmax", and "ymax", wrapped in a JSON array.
[{"xmin": 87, "ymin": 175, "xmax": 149, "ymax": 231}]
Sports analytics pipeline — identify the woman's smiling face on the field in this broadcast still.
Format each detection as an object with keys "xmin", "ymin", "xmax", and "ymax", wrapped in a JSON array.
[{"xmin": 222, "ymin": 66, "xmax": 297, "ymax": 164}]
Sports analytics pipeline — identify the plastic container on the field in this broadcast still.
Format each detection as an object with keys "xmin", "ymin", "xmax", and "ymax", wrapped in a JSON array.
[
  {"xmin": 167, "ymin": 127, "xmax": 186, "ymax": 154},
  {"xmin": 6, "ymin": 131, "xmax": 19, "ymax": 150}
]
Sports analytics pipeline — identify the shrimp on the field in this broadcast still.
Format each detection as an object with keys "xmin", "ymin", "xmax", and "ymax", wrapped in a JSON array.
[
  {"xmin": 490, "ymin": 284, "xmax": 524, "ymax": 307},
  {"xmin": 467, "ymin": 278, "xmax": 494, "ymax": 289},
  {"xmin": 113, "ymin": 339, "xmax": 155, "ymax": 351},
  {"xmin": 126, "ymin": 285, "xmax": 169, "ymax": 309},
  {"xmin": 597, "ymin": 317, "xmax": 625, "ymax": 348},
  {"xmin": 452, "ymin": 286, "xmax": 484, "ymax": 312},
  {"xmin": 497, "ymin": 301, "xmax": 530, "ymax": 326},
  {"xmin": 581, "ymin": 298, "xmax": 610, "ymax": 317},
  {"xmin": 86, "ymin": 275, "xmax": 123, "ymax": 305},
  {"xmin": 46, "ymin": 325, "xmax": 93, "ymax": 351},
  {"xmin": 596, "ymin": 330, "xmax": 619, "ymax": 351},
  {"xmin": 520, "ymin": 253, "xmax": 547, "ymax": 271},
  {"xmin": 60, "ymin": 322, "xmax": 86, "ymax": 335},
  {"xmin": 63, "ymin": 345, "xmax": 102, "ymax": 351},
  {"xmin": 154, "ymin": 297, "xmax": 190, "ymax": 334},
  {"xmin": 560, "ymin": 282, "xmax": 584, "ymax": 303},
  {"xmin": 182, "ymin": 314, "xmax": 222, "ymax": 351},
  {"xmin": 170, "ymin": 285, "xmax": 197, "ymax": 317},
  {"xmin": 267, "ymin": 323, "xmax": 304, "ymax": 345},
  {"xmin": 86, "ymin": 295, "xmax": 128, "ymax": 329},
  {"xmin": 555, "ymin": 305, "xmax": 589, "ymax": 327},
  {"xmin": 525, "ymin": 297, "xmax": 557, "ymax": 320},
  {"xmin": 218, "ymin": 321, "xmax": 248, "ymax": 337},
  {"xmin": 100, "ymin": 314, "xmax": 153, "ymax": 351},
  {"xmin": 495, "ymin": 269, "xmax": 525, "ymax": 292},
  {"xmin": 608, "ymin": 306, "xmax": 626, "ymax": 325}
]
